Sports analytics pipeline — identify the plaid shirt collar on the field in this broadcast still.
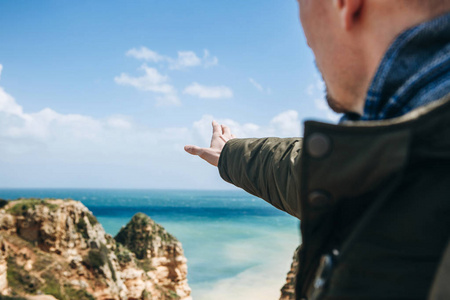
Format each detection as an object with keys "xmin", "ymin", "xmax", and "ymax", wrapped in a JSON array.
[{"xmin": 341, "ymin": 12, "xmax": 450, "ymax": 122}]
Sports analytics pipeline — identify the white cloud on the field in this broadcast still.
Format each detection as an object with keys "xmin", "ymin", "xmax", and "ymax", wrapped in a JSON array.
[
  {"xmin": 0, "ymin": 73, "xmax": 299, "ymax": 189},
  {"xmin": 124, "ymin": 47, "xmax": 218, "ymax": 69},
  {"xmin": 183, "ymin": 82, "xmax": 233, "ymax": 99},
  {"xmin": 0, "ymin": 64, "xmax": 3, "ymax": 80},
  {"xmin": 270, "ymin": 110, "xmax": 301, "ymax": 137},
  {"xmin": 169, "ymin": 51, "xmax": 202, "ymax": 69},
  {"xmin": 114, "ymin": 64, "xmax": 179, "ymax": 106},
  {"xmin": 115, "ymin": 64, "xmax": 173, "ymax": 93},
  {"xmin": 192, "ymin": 111, "xmax": 301, "ymax": 147},
  {"xmin": 117, "ymin": 48, "xmax": 221, "ymax": 105},
  {"xmin": 249, "ymin": 77, "xmax": 271, "ymax": 94},
  {"xmin": 0, "ymin": 84, "xmax": 190, "ymax": 165},
  {"xmin": 203, "ymin": 49, "xmax": 219, "ymax": 68},
  {"xmin": 107, "ymin": 116, "xmax": 132, "ymax": 130},
  {"xmin": 0, "ymin": 87, "xmax": 24, "ymax": 116},
  {"xmin": 249, "ymin": 78, "xmax": 263, "ymax": 91},
  {"xmin": 0, "ymin": 87, "xmax": 102, "ymax": 142},
  {"xmin": 126, "ymin": 47, "xmax": 165, "ymax": 62}
]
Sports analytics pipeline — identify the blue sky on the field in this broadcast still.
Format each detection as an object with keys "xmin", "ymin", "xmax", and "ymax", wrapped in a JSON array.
[{"xmin": 0, "ymin": 0, "xmax": 340, "ymax": 189}]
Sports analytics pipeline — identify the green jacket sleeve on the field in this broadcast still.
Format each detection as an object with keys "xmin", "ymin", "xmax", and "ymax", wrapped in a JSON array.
[{"xmin": 217, "ymin": 137, "xmax": 303, "ymax": 219}]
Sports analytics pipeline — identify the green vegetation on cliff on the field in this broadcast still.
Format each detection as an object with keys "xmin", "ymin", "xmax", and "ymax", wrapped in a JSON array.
[
  {"xmin": 114, "ymin": 243, "xmax": 134, "ymax": 266},
  {"xmin": 0, "ymin": 295, "xmax": 27, "ymax": 300},
  {"xmin": 83, "ymin": 243, "xmax": 116, "ymax": 281},
  {"xmin": 0, "ymin": 199, "xmax": 190, "ymax": 300},
  {"xmin": 6, "ymin": 257, "xmax": 41, "ymax": 295},
  {"xmin": 114, "ymin": 212, "xmax": 177, "ymax": 259},
  {"xmin": 0, "ymin": 199, "xmax": 8, "ymax": 209},
  {"xmin": 6, "ymin": 199, "xmax": 58, "ymax": 216},
  {"xmin": 6, "ymin": 255, "xmax": 95, "ymax": 300},
  {"xmin": 41, "ymin": 272, "xmax": 95, "ymax": 300}
]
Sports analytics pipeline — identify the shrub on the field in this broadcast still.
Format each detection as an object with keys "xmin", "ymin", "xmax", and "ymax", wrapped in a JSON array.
[
  {"xmin": 87, "ymin": 213, "xmax": 98, "ymax": 225},
  {"xmin": 115, "ymin": 244, "xmax": 133, "ymax": 265},
  {"xmin": 64, "ymin": 285, "xmax": 95, "ymax": 300},
  {"xmin": 83, "ymin": 243, "xmax": 116, "ymax": 281},
  {"xmin": 0, "ymin": 199, "xmax": 8, "ymax": 209},
  {"xmin": 100, "ymin": 243, "xmax": 117, "ymax": 281},
  {"xmin": 76, "ymin": 218, "xmax": 89, "ymax": 239},
  {"xmin": 86, "ymin": 249, "xmax": 105, "ymax": 269}
]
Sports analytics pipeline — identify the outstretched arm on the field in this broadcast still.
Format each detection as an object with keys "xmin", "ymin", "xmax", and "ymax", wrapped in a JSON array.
[
  {"xmin": 218, "ymin": 137, "xmax": 303, "ymax": 219},
  {"xmin": 185, "ymin": 121, "xmax": 303, "ymax": 219}
]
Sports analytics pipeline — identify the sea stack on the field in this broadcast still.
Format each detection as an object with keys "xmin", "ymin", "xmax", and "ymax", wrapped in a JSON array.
[
  {"xmin": 115, "ymin": 213, "xmax": 191, "ymax": 300},
  {"xmin": 0, "ymin": 198, "xmax": 191, "ymax": 300}
]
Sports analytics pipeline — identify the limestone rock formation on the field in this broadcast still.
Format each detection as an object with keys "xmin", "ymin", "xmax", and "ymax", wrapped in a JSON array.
[
  {"xmin": 115, "ymin": 213, "xmax": 191, "ymax": 300},
  {"xmin": 0, "ymin": 198, "xmax": 191, "ymax": 300},
  {"xmin": 0, "ymin": 235, "xmax": 8, "ymax": 296},
  {"xmin": 279, "ymin": 246, "xmax": 301, "ymax": 300}
]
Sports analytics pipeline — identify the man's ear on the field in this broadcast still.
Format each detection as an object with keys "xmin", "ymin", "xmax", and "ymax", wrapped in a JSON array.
[{"xmin": 334, "ymin": 0, "xmax": 364, "ymax": 30}]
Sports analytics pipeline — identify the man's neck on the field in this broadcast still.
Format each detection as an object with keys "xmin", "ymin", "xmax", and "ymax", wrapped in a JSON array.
[
  {"xmin": 354, "ymin": 6, "xmax": 450, "ymax": 113},
  {"xmin": 341, "ymin": 12, "xmax": 450, "ymax": 121}
]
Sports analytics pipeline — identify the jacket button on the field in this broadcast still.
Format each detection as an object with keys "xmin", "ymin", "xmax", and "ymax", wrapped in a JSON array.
[
  {"xmin": 307, "ymin": 133, "xmax": 330, "ymax": 158},
  {"xmin": 308, "ymin": 191, "xmax": 331, "ymax": 208}
]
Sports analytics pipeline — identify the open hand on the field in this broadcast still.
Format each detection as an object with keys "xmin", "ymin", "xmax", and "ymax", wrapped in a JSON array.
[{"xmin": 184, "ymin": 121, "xmax": 236, "ymax": 166}]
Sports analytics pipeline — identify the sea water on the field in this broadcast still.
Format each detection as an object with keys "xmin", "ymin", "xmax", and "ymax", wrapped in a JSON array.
[{"xmin": 0, "ymin": 189, "xmax": 300, "ymax": 300}]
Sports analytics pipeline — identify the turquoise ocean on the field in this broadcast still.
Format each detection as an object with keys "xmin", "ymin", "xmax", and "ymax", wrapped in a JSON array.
[{"xmin": 0, "ymin": 189, "xmax": 300, "ymax": 300}]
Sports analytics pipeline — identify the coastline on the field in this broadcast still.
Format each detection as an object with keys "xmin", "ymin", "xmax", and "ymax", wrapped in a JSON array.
[{"xmin": 0, "ymin": 189, "xmax": 300, "ymax": 300}]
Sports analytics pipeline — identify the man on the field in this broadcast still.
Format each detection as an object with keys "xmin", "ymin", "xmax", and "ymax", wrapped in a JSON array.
[{"xmin": 185, "ymin": 1, "xmax": 450, "ymax": 299}]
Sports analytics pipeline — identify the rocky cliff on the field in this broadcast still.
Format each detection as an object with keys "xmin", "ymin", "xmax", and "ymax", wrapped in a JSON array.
[
  {"xmin": 279, "ymin": 246, "xmax": 300, "ymax": 300},
  {"xmin": 0, "ymin": 198, "xmax": 191, "ymax": 300}
]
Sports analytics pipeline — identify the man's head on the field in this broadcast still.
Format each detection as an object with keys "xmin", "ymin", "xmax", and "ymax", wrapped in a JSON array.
[{"xmin": 297, "ymin": 0, "xmax": 450, "ymax": 115}]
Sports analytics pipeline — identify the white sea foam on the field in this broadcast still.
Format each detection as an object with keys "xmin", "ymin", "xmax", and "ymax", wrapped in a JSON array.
[{"xmin": 192, "ymin": 237, "xmax": 298, "ymax": 300}]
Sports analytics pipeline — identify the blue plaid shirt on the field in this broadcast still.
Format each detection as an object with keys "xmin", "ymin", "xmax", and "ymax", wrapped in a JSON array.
[{"xmin": 341, "ymin": 12, "xmax": 450, "ymax": 122}]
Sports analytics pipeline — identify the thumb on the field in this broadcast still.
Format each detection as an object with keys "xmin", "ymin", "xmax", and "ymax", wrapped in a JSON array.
[{"xmin": 184, "ymin": 145, "xmax": 203, "ymax": 156}]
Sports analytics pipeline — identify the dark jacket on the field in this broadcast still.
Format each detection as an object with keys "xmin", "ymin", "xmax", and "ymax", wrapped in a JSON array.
[{"xmin": 218, "ymin": 13, "xmax": 450, "ymax": 300}]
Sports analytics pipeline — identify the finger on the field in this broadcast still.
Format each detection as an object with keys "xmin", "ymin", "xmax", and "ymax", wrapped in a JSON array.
[
  {"xmin": 222, "ymin": 124, "xmax": 231, "ymax": 136},
  {"xmin": 220, "ymin": 135, "xmax": 228, "ymax": 143},
  {"xmin": 212, "ymin": 120, "xmax": 221, "ymax": 135},
  {"xmin": 184, "ymin": 145, "xmax": 203, "ymax": 156}
]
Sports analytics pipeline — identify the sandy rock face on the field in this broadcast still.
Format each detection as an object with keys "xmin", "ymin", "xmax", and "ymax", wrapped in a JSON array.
[
  {"xmin": 0, "ymin": 236, "xmax": 8, "ymax": 295},
  {"xmin": 26, "ymin": 296, "xmax": 58, "ymax": 300},
  {"xmin": 279, "ymin": 246, "xmax": 301, "ymax": 300},
  {"xmin": 0, "ymin": 199, "xmax": 191, "ymax": 300}
]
